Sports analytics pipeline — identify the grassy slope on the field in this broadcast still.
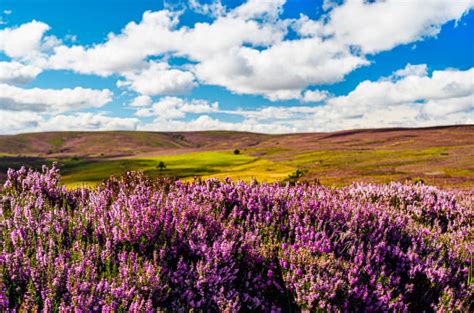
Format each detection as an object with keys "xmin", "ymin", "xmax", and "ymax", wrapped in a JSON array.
[
  {"xmin": 0, "ymin": 131, "xmax": 268, "ymax": 157},
  {"xmin": 0, "ymin": 126, "xmax": 473, "ymax": 189},
  {"xmin": 58, "ymin": 151, "xmax": 293, "ymax": 187}
]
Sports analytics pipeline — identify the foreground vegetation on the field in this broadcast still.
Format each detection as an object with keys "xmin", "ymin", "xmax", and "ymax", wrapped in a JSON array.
[{"xmin": 1, "ymin": 165, "xmax": 472, "ymax": 311}]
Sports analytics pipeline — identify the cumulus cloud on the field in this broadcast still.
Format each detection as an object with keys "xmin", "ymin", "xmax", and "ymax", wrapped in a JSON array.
[
  {"xmin": 48, "ymin": 10, "xmax": 180, "ymax": 76},
  {"xmin": 0, "ymin": 20, "xmax": 52, "ymax": 61},
  {"xmin": 226, "ymin": 105, "xmax": 318, "ymax": 122},
  {"xmin": 11, "ymin": 0, "xmax": 469, "ymax": 101},
  {"xmin": 188, "ymin": 0, "xmax": 226, "ymax": 18},
  {"xmin": 292, "ymin": 14, "xmax": 324, "ymax": 38},
  {"xmin": 0, "ymin": 111, "xmax": 138, "ymax": 134},
  {"xmin": 140, "ymin": 64, "xmax": 473, "ymax": 133},
  {"xmin": 302, "ymin": 89, "xmax": 330, "ymax": 103},
  {"xmin": 0, "ymin": 1, "xmax": 472, "ymax": 134},
  {"xmin": 320, "ymin": 0, "xmax": 474, "ymax": 53},
  {"xmin": 0, "ymin": 84, "xmax": 113, "ymax": 113},
  {"xmin": 118, "ymin": 62, "xmax": 196, "ymax": 96},
  {"xmin": 140, "ymin": 114, "xmax": 297, "ymax": 133},
  {"xmin": 0, "ymin": 61, "xmax": 42, "ymax": 84},
  {"xmin": 4, "ymin": 64, "xmax": 462, "ymax": 135},
  {"xmin": 196, "ymin": 64, "xmax": 473, "ymax": 132},
  {"xmin": 310, "ymin": 65, "xmax": 474, "ymax": 131},
  {"xmin": 130, "ymin": 95, "xmax": 153, "ymax": 107},
  {"xmin": 135, "ymin": 96, "xmax": 219, "ymax": 120},
  {"xmin": 392, "ymin": 64, "xmax": 428, "ymax": 78},
  {"xmin": 231, "ymin": 0, "xmax": 286, "ymax": 21},
  {"xmin": 48, "ymin": 7, "xmax": 283, "ymax": 76},
  {"xmin": 327, "ymin": 65, "xmax": 473, "ymax": 111},
  {"xmin": 42, "ymin": 2, "xmax": 289, "ymax": 98},
  {"xmin": 0, "ymin": 110, "xmax": 43, "ymax": 134},
  {"xmin": 43, "ymin": 113, "xmax": 139, "ymax": 131},
  {"xmin": 194, "ymin": 39, "xmax": 367, "ymax": 100}
]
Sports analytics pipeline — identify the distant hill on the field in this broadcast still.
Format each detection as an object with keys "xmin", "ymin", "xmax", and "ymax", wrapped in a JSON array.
[
  {"xmin": 0, "ymin": 125, "xmax": 473, "ymax": 189},
  {"xmin": 0, "ymin": 131, "xmax": 270, "ymax": 157}
]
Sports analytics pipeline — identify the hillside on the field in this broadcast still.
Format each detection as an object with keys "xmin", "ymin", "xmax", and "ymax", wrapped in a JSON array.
[{"xmin": 0, "ymin": 125, "xmax": 473, "ymax": 189}]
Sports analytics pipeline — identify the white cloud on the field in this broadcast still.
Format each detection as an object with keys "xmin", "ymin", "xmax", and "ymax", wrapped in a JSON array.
[
  {"xmin": 194, "ymin": 39, "xmax": 367, "ymax": 100},
  {"xmin": 130, "ymin": 95, "xmax": 152, "ymax": 107},
  {"xmin": 0, "ymin": 20, "xmax": 51, "ymax": 60},
  {"xmin": 118, "ymin": 62, "xmax": 196, "ymax": 96},
  {"xmin": 188, "ymin": 0, "xmax": 226, "ymax": 18},
  {"xmin": 309, "ymin": 65, "xmax": 474, "ymax": 131},
  {"xmin": 292, "ymin": 14, "xmax": 324, "ymax": 38},
  {"xmin": 178, "ymin": 14, "xmax": 285, "ymax": 61},
  {"xmin": 420, "ymin": 95, "xmax": 472, "ymax": 117},
  {"xmin": 302, "ymin": 89, "xmax": 329, "ymax": 102},
  {"xmin": 48, "ymin": 10, "xmax": 181, "ymax": 76},
  {"xmin": 43, "ymin": 113, "xmax": 139, "ymax": 131},
  {"xmin": 135, "ymin": 96, "xmax": 219, "ymax": 120},
  {"xmin": 392, "ymin": 64, "xmax": 428, "ymax": 78},
  {"xmin": 0, "ymin": 61, "xmax": 42, "ymax": 84},
  {"xmin": 1, "ymin": 65, "xmax": 470, "ymax": 134},
  {"xmin": 0, "ymin": 84, "xmax": 113, "ymax": 113},
  {"xmin": 48, "ymin": 8, "xmax": 284, "ymax": 76},
  {"xmin": 44, "ymin": 4, "xmax": 286, "ymax": 96},
  {"xmin": 226, "ymin": 105, "xmax": 318, "ymax": 121},
  {"xmin": 21, "ymin": 0, "xmax": 471, "ymax": 102},
  {"xmin": 0, "ymin": 110, "xmax": 43, "ymax": 134},
  {"xmin": 264, "ymin": 89, "xmax": 303, "ymax": 101},
  {"xmin": 327, "ymin": 65, "xmax": 474, "ymax": 111},
  {"xmin": 231, "ymin": 0, "xmax": 286, "ymax": 21},
  {"xmin": 320, "ymin": 0, "xmax": 474, "ymax": 53},
  {"xmin": 0, "ymin": 1, "xmax": 472, "ymax": 134},
  {"xmin": 193, "ymin": 64, "xmax": 474, "ymax": 132},
  {"xmin": 0, "ymin": 111, "xmax": 138, "ymax": 134},
  {"xmin": 140, "ymin": 114, "xmax": 297, "ymax": 133}
]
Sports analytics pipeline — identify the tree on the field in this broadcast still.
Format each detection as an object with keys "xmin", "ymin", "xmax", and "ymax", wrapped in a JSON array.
[
  {"xmin": 233, "ymin": 149, "xmax": 240, "ymax": 155},
  {"xmin": 284, "ymin": 169, "xmax": 307, "ymax": 184},
  {"xmin": 157, "ymin": 161, "xmax": 166, "ymax": 171}
]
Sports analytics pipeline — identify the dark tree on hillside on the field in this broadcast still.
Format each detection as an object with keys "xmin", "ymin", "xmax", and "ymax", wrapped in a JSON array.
[
  {"xmin": 234, "ymin": 149, "xmax": 240, "ymax": 155},
  {"xmin": 157, "ymin": 161, "xmax": 166, "ymax": 171}
]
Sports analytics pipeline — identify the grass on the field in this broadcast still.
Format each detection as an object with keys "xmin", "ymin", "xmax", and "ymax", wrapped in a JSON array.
[
  {"xmin": 47, "ymin": 137, "xmax": 65, "ymax": 148},
  {"xmin": 60, "ymin": 151, "xmax": 296, "ymax": 187},
  {"xmin": 200, "ymin": 158, "xmax": 294, "ymax": 182},
  {"xmin": 1, "ymin": 143, "xmax": 472, "ymax": 190},
  {"xmin": 246, "ymin": 146, "xmax": 473, "ymax": 188},
  {"xmin": 60, "ymin": 147, "xmax": 464, "ymax": 187}
]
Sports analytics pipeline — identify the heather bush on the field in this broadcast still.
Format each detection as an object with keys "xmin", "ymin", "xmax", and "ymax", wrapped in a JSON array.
[{"xmin": 0, "ymin": 165, "xmax": 472, "ymax": 311}]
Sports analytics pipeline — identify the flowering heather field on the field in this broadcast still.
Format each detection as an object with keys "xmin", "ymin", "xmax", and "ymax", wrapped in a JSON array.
[{"xmin": 1, "ymin": 165, "xmax": 473, "ymax": 312}]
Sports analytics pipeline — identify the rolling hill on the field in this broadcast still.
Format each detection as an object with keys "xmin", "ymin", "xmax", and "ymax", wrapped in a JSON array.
[{"xmin": 0, "ymin": 125, "xmax": 473, "ymax": 189}]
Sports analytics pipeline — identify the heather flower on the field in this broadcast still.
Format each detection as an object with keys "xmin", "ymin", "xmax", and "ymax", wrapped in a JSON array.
[{"xmin": 0, "ymin": 166, "xmax": 472, "ymax": 311}]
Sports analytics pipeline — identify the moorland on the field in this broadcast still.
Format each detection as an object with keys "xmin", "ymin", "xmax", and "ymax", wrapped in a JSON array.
[{"xmin": 0, "ymin": 125, "xmax": 472, "ymax": 189}]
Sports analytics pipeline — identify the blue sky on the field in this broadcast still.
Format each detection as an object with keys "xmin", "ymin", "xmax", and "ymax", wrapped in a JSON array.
[{"xmin": 0, "ymin": 0, "xmax": 472, "ymax": 133}]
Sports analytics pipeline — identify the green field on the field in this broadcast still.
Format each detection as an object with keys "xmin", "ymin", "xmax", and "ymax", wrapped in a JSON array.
[
  {"xmin": 49, "ymin": 146, "xmax": 473, "ymax": 189},
  {"xmin": 1, "ymin": 146, "xmax": 473, "ymax": 189},
  {"xmin": 59, "ymin": 151, "xmax": 295, "ymax": 187}
]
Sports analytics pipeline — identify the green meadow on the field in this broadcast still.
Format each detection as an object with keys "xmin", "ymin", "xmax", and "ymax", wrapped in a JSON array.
[
  {"xmin": 51, "ymin": 145, "xmax": 473, "ymax": 189},
  {"xmin": 59, "ymin": 151, "xmax": 295, "ymax": 187}
]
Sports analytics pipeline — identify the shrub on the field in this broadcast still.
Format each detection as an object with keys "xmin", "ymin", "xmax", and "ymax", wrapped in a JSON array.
[
  {"xmin": 157, "ymin": 161, "xmax": 166, "ymax": 171},
  {"xmin": 0, "ymin": 165, "xmax": 472, "ymax": 311}
]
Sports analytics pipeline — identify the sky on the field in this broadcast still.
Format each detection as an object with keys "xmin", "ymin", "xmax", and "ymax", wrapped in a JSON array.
[{"xmin": 0, "ymin": 0, "xmax": 473, "ymax": 134}]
